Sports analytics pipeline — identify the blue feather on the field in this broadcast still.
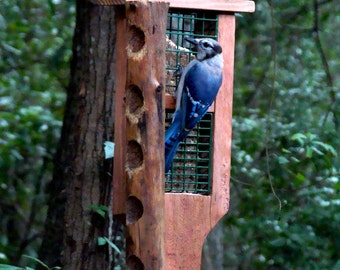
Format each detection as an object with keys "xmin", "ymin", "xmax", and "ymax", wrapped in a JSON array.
[
  {"xmin": 165, "ymin": 37, "xmax": 223, "ymax": 172},
  {"xmin": 165, "ymin": 111, "xmax": 189, "ymax": 173}
]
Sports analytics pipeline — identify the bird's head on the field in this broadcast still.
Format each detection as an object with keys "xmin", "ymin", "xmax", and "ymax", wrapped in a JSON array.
[{"xmin": 185, "ymin": 36, "xmax": 222, "ymax": 61}]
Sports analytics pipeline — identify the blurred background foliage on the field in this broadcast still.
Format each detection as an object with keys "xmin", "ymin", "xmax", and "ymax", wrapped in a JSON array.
[
  {"xmin": 227, "ymin": 0, "xmax": 340, "ymax": 269},
  {"xmin": 0, "ymin": 0, "xmax": 74, "ymax": 266},
  {"xmin": 0, "ymin": 0, "xmax": 339, "ymax": 269}
]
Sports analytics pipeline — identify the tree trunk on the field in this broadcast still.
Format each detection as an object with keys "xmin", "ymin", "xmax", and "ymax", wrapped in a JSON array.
[{"xmin": 38, "ymin": 1, "xmax": 121, "ymax": 269}]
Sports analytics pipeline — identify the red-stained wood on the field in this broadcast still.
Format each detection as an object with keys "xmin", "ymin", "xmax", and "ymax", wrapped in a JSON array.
[
  {"xmin": 113, "ymin": 1, "xmax": 169, "ymax": 269},
  {"xmin": 210, "ymin": 13, "xmax": 235, "ymax": 221},
  {"xmin": 91, "ymin": 0, "xmax": 255, "ymax": 13},
  {"xmin": 113, "ymin": 7, "xmax": 127, "ymax": 217},
  {"xmin": 165, "ymin": 94, "xmax": 176, "ymax": 110},
  {"xmin": 166, "ymin": 94, "xmax": 215, "ymax": 112},
  {"xmin": 169, "ymin": 0, "xmax": 254, "ymax": 12},
  {"xmin": 164, "ymin": 194, "xmax": 212, "ymax": 269},
  {"xmin": 164, "ymin": 14, "xmax": 235, "ymax": 269},
  {"xmin": 112, "ymin": 1, "xmax": 241, "ymax": 269}
]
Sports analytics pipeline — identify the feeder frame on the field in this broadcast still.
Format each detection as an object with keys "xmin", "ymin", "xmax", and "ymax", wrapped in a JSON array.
[{"xmin": 89, "ymin": 0, "xmax": 255, "ymax": 269}]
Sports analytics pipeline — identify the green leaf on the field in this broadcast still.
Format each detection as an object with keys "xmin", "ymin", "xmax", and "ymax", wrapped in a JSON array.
[
  {"xmin": 97, "ymin": 237, "xmax": 106, "ymax": 246},
  {"xmin": 291, "ymin": 133, "xmax": 307, "ymax": 145},
  {"xmin": 23, "ymin": 255, "xmax": 50, "ymax": 269},
  {"xmin": 313, "ymin": 141, "xmax": 337, "ymax": 156},
  {"xmin": 295, "ymin": 173, "xmax": 306, "ymax": 183},
  {"xmin": 278, "ymin": 156, "xmax": 289, "ymax": 165},
  {"xmin": 97, "ymin": 237, "xmax": 121, "ymax": 254},
  {"xmin": 103, "ymin": 237, "xmax": 121, "ymax": 254},
  {"xmin": 291, "ymin": 156, "xmax": 300, "ymax": 163},
  {"xmin": 332, "ymin": 260, "xmax": 340, "ymax": 270},
  {"xmin": 104, "ymin": 141, "xmax": 115, "ymax": 159},
  {"xmin": 270, "ymin": 237, "xmax": 285, "ymax": 247},
  {"xmin": 290, "ymin": 233, "xmax": 303, "ymax": 245},
  {"xmin": 282, "ymin": 148, "xmax": 292, "ymax": 154},
  {"xmin": 0, "ymin": 264, "xmax": 22, "ymax": 270},
  {"xmin": 1, "ymin": 43, "xmax": 22, "ymax": 55},
  {"xmin": 311, "ymin": 146, "xmax": 324, "ymax": 156},
  {"xmin": 306, "ymin": 146, "xmax": 313, "ymax": 158},
  {"xmin": 22, "ymin": 255, "xmax": 49, "ymax": 270},
  {"xmin": 88, "ymin": 205, "xmax": 109, "ymax": 218}
]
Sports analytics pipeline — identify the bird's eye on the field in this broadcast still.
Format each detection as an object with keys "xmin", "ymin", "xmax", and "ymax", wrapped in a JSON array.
[{"xmin": 202, "ymin": 42, "xmax": 210, "ymax": 48}]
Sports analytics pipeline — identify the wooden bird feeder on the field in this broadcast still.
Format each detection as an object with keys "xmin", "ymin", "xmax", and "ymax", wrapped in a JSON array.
[{"xmin": 90, "ymin": 0, "xmax": 254, "ymax": 269}]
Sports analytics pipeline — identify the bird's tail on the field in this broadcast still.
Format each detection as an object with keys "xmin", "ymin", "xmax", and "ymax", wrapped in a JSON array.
[{"xmin": 165, "ymin": 117, "xmax": 189, "ymax": 173}]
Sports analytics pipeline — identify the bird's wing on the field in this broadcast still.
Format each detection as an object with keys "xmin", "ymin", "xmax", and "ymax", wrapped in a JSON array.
[
  {"xmin": 182, "ymin": 62, "xmax": 222, "ymax": 130},
  {"xmin": 175, "ymin": 60, "xmax": 199, "ymax": 111}
]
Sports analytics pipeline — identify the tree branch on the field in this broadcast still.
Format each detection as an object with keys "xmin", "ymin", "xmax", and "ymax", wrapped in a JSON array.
[
  {"xmin": 313, "ymin": 0, "xmax": 338, "ymax": 130},
  {"xmin": 265, "ymin": 0, "xmax": 282, "ymax": 217}
]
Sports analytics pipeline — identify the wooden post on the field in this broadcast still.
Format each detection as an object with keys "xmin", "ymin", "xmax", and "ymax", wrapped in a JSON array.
[{"xmin": 117, "ymin": 1, "xmax": 169, "ymax": 269}]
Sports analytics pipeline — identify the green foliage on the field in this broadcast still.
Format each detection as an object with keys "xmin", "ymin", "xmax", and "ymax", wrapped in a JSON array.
[
  {"xmin": 0, "ymin": 255, "xmax": 61, "ymax": 270},
  {"xmin": 226, "ymin": 0, "xmax": 340, "ymax": 269},
  {"xmin": 89, "ymin": 204, "xmax": 109, "ymax": 218},
  {"xmin": 0, "ymin": 0, "xmax": 74, "ymax": 266},
  {"xmin": 97, "ymin": 237, "xmax": 121, "ymax": 254},
  {"xmin": 22, "ymin": 255, "xmax": 61, "ymax": 270},
  {"xmin": 89, "ymin": 205, "xmax": 121, "ymax": 255},
  {"xmin": 1, "ymin": 0, "xmax": 339, "ymax": 269},
  {"xmin": 0, "ymin": 264, "xmax": 33, "ymax": 270}
]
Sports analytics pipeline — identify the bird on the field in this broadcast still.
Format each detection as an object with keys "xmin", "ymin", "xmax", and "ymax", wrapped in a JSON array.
[{"xmin": 165, "ymin": 36, "xmax": 223, "ymax": 173}]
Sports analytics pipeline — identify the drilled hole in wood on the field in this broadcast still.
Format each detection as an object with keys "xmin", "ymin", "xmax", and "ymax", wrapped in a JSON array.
[
  {"xmin": 126, "ymin": 196, "xmax": 144, "ymax": 225},
  {"xmin": 127, "ymin": 25, "xmax": 145, "ymax": 53},
  {"xmin": 127, "ymin": 255, "xmax": 144, "ymax": 270},
  {"xmin": 126, "ymin": 85, "xmax": 144, "ymax": 115},
  {"xmin": 129, "ymin": 3, "xmax": 136, "ymax": 11},
  {"xmin": 127, "ymin": 140, "xmax": 143, "ymax": 170}
]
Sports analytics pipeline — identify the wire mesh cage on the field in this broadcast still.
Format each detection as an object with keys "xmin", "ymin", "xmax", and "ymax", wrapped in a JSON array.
[{"xmin": 165, "ymin": 10, "xmax": 219, "ymax": 194}]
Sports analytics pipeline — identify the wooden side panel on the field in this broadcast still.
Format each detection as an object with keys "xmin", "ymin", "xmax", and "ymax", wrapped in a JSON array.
[
  {"xmin": 210, "ymin": 14, "xmax": 235, "ymax": 223},
  {"xmin": 113, "ymin": 8, "xmax": 127, "ymax": 216}
]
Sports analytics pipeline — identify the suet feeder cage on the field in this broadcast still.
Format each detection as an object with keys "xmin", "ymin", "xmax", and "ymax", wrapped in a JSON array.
[{"xmin": 90, "ymin": 0, "xmax": 254, "ymax": 269}]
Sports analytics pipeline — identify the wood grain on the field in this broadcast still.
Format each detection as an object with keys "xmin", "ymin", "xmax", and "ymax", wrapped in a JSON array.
[
  {"xmin": 113, "ymin": 8, "xmax": 127, "ymax": 216},
  {"xmin": 113, "ymin": 4, "xmax": 238, "ymax": 269},
  {"xmin": 91, "ymin": 0, "xmax": 255, "ymax": 13},
  {"xmin": 164, "ymin": 14, "xmax": 235, "ymax": 269},
  {"xmin": 125, "ymin": 1, "xmax": 168, "ymax": 268},
  {"xmin": 169, "ymin": 0, "xmax": 255, "ymax": 12}
]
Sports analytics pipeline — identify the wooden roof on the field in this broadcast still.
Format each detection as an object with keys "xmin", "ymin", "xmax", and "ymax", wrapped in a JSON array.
[{"xmin": 90, "ymin": 0, "xmax": 255, "ymax": 13}]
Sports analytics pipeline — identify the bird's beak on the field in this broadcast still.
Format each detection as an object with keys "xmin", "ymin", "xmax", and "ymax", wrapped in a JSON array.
[{"xmin": 184, "ymin": 36, "xmax": 199, "ymax": 46}]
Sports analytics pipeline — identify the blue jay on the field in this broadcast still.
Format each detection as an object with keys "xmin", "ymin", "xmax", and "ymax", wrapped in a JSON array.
[{"xmin": 165, "ymin": 36, "xmax": 223, "ymax": 173}]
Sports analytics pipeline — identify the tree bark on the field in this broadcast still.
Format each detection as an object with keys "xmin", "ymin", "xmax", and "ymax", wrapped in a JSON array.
[{"xmin": 39, "ymin": 1, "xmax": 120, "ymax": 269}]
